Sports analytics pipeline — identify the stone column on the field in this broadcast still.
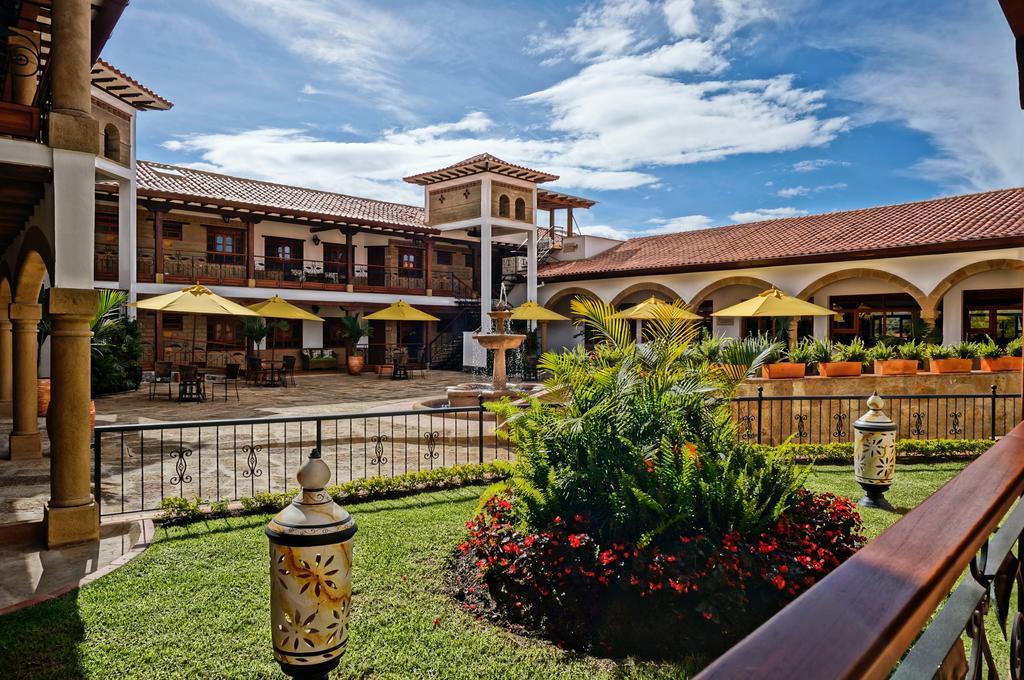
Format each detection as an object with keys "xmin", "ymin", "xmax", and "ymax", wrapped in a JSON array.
[
  {"xmin": 48, "ymin": 0, "xmax": 98, "ymax": 154},
  {"xmin": 45, "ymin": 287, "xmax": 99, "ymax": 547},
  {"xmin": 0, "ymin": 306, "xmax": 12, "ymax": 417},
  {"xmin": 9, "ymin": 302, "xmax": 42, "ymax": 459}
]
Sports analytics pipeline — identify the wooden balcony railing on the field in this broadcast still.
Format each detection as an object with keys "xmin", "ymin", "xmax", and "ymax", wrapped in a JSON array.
[
  {"xmin": 696, "ymin": 421, "xmax": 1024, "ymax": 680},
  {"xmin": 94, "ymin": 247, "xmax": 119, "ymax": 281},
  {"xmin": 254, "ymin": 255, "xmax": 346, "ymax": 290}
]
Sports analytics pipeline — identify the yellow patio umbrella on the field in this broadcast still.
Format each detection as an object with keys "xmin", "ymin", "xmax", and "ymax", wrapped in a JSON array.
[
  {"xmin": 363, "ymin": 300, "xmax": 439, "ymax": 322},
  {"xmin": 711, "ymin": 288, "xmax": 835, "ymax": 340},
  {"xmin": 510, "ymin": 300, "xmax": 569, "ymax": 352},
  {"xmin": 247, "ymin": 295, "xmax": 324, "ymax": 362},
  {"xmin": 132, "ymin": 284, "xmax": 258, "ymax": 363},
  {"xmin": 613, "ymin": 296, "xmax": 701, "ymax": 342},
  {"xmin": 710, "ymin": 288, "xmax": 834, "ymax": 318}
]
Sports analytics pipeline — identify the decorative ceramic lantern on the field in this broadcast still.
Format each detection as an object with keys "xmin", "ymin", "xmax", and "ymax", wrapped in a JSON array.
[
  {"xmin": 266, "ymin": 449, "xmax": 357, "ymax": 680},
  {"xmin": 852, "ymin": 392, "xmax": 897, "ymax": 511}
]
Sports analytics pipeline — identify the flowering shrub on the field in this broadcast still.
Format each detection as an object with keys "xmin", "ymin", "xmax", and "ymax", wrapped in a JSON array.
[{"xmin": 457, "ymin": 490, "xmax": 863, "ymax": 657}]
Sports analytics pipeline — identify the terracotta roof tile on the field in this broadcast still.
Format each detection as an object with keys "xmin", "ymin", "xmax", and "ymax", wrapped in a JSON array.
[
  {"xmin": 540, "ymin": 187, "xmax": 1024, "ymax": 280},
  {"xmin": 403, "ymin": 153, "xmax": 559, "ymax": 185},
  {"xmin": 137, "ymin": 161, "xmax": 429, "ymax": 232},
  {"xmin": 92, "ymin": 59, "xmax": 173, "ymax": 111}
]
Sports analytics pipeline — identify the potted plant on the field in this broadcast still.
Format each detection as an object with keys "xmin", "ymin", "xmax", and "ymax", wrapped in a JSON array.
[
  {"xmin": 805, "ymin": 337, "xmax": 833, "ymax": 376},
  {"xmin": 979, "ymin": 336, "xmax": 1023, "ymax": 372},
  {"xmin": 929, "ymin": 342, "xmax": 974, "ymax": 374},
  {"xmin": 715, "ymin": 335, "xmax": 779, "ymax": 382},
  {"xmin": 869, "ymin": 341, "xmax": 919, "ymax": 376},
  {"xmin": 820, "ymin": 337, "xmax": 865, "ymax": 378},
  {"xmin": 762, "ymin": 338, "xmax": 811, "ymax": 379},
  {"xmin": 337, "ymin": 314, "xmax": 371, "ymax": 376},
  {"xmin": 242, "ymin": 318, "xmax": 268, "ymax": 361}
]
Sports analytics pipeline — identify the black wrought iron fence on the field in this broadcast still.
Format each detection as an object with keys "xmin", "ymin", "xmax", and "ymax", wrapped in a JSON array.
[
  {"xmin": 93, "ymin": 402, "xmax": 511, "ymax": 517},
  {"xmin": 732, "ymin": 386, "xmax": 1021, "ymax": 446}
]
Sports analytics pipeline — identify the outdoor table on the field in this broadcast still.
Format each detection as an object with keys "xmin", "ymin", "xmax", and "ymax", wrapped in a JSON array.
[{"xmin": 261, "ymin": 359, "xmax": 283, "ymax": 387}]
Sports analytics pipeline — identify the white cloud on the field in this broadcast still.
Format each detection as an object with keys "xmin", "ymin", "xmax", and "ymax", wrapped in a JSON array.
[
  {"xmin": 580, "ymin": 224, "xmax": 632, "ymax": 240},
  {"xmin": 730, "ymin": 206, "xmax": 807, "ymax": 223},
  {"xmin": 664, "ymin": 0, "xmax": 699, "ymax": 37},
  {"xmin": 776, "ymin": 181, "xmax": 846, "ymax": 197},
  {"xmin": 835, "ymin": 2, "xmax": 1023, "ymax": 191},
  {"xmin": 215, "ymin": 0, "xmax": 420, "ymax": 116},
  {"xmin": 645, "ymin": 214, "xmax": 714, "ymax": 233},
  {"xmin": 528, "ymin": 0, "xmax": 656, "ymax": 64},
  {"xmin": 300, "ymin": 83, "xmax": 323, "ymax": 96},
  {"xmin": 791, "ymin": 158, "xmax": 850, "ymax": 172}
]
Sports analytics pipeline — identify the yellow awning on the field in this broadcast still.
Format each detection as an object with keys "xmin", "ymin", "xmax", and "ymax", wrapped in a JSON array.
[
  {"xmin": 711, "ymin": 288, "xmax": 835, "ymax": 317},
  {"xmin": 613, "ymin": 296, "xmax": 702, "ymax": 320},
  {"xmin": 363, "ymin": 300, "xmax": 439, "ymax": 322},
  {"xmin": 132, "ymin": 284, "xmax": 258, "ymax": 316},
  {"xmin": 510, "ymin": 300, "xmax": 569, "ymax": 322},
  {"xmin": 247, "ymin": 295, "xmax": 324, "ymax": 322}
]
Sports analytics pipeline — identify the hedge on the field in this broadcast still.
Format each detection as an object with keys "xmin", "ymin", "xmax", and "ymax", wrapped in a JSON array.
[
  {"xmin": 159, "ymin": 461, "xmax": 514, "ymax": 525},
  {"xmin": 759, "ymin": 439, "xmax": 993, "ymax": 464}
]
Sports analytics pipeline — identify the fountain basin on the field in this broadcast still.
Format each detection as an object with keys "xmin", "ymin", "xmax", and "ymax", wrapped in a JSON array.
[{"xmin": 472, "ymin": 333, "xmax": 527, "ymax": 350}]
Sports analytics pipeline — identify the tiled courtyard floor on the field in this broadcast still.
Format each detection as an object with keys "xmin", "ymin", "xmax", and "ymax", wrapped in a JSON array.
[{"xmin": 1, "ymin": 369, "xmax": 488, "ymax": 525}]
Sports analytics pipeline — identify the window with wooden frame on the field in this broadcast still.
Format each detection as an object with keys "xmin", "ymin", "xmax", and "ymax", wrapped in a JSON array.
[
  {"xmin": 398, "ymin": 247, "xmax": 423, "ymax": 278},
  {"xmin": 206, "ymin": 226, "xmax": 245, "ymax": 264},
  {"xmin": 207, "ymin": 316, "xmax": 244, "ymax": 349},
  {"xmin": 264, "ymin": 236, "xmax": 304, "ymax": 270},
  {"xmin": 162, "ymin": 221, "xmax": 183, "ymax": 240},
  {"xmin": 828, "ymin": 293, "xmax": 920, "ymax": 343},
  {"xmin": 963, "ymin": 288, "xmax": 1023, "ymax": 344},
  {"xmin": 271, "ymin": 319, "xmax": 303, "ymax": 349},
  {"xmin": 323, "ymin": 242, "xmax": 347, "ymax": 277},
  {"xmin": 163, "ymin": 314, "xmax": 184, "ymax": 331},
  {"xmin": 436, "ymin": 250, "xmax": 454, "ymax": 266},
  {"xmin": 514, "ymin": 197, "xmax": 527, "ymax": 221},
  {"xmin": 498, "ymin": 194, "xmax": 510, "ymax": 217}
]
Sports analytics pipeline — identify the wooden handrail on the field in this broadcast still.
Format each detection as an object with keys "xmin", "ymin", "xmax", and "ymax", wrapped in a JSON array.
[{"xmin": 696, "ymin": 421, "xmax": 1024, "ymax": 680}]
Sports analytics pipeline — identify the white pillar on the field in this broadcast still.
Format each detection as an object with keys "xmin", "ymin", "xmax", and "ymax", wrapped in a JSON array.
[
  {"xmin": 942, "ymin": 289, "xmax": 962, "ymax": 342},
  {"xmin": 479, "ymin": 177, "xmax": 493, "ymax": 332},
  {"xmin": 117, "ymin": 176, "xmax": 137, "ymax": 304},
  {"xmin": 52, "ymin": 149, "xmax": 96, "ymax": 289},
  {"xmin": 526, "ymin": 227, "xmax": 538, "ymax": 331}
]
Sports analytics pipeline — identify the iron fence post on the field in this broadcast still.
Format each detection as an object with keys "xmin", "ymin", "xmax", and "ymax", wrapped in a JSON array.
[
  {"xmin": 478, "ymin": 395, "xmax": 485, "ymax": 464},
  {"xmin": 315, "ymin": 417, "xmax": 323, "ymax": 454},
  {"xmin": 756, "ymin": 385, "xmax": 764, "ymax": 446},
  {"xmin": 93, "ymin": 428, "xmax": 102, "ymax": 515},
  {"xmin": 991, "ymin": 384, "xmax": 998, "ymax": 441}
]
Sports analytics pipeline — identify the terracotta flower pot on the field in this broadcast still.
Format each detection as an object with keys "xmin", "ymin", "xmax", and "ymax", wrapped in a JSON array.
[
  {"xmin": 818, "ymin": 361, "xmax": 862, "ymax": 378},
  {"xmin": 37, "ymin": 378, "xmax": 51, "ymax": 417},
  {"xmin": 929, "ymin": 358, "xmax": 973, "ymax": 374},
  {"xmin": 346, "ymin": 355, "xmax": 365, "ymax": 376},
  {"xmin": 873, "ymin": 359, "xmax": 918, "ymax": 376},
  {"xmin": 980, "ymin": 356, "xmax": 1023, "ymax": 372},
  {"xmin": 761, "ymin": 362, "xmax": 806, "ymax": 379}
]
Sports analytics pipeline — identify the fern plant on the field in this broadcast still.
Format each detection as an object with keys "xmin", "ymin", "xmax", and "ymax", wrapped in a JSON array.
[{"xmin": 489, "ymin": 297, "xmax": 804, "ymax": 547}]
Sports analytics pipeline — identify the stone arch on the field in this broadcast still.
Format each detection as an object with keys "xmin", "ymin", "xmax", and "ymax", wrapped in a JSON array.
[
  {"xmin": 689, "ymin": 276, "xmax": 776, "ymax": 309},
  {"xmin": 543, "ymin": 285, "xmax": 602, "ymax": 311},
  {"xmin": 609, "ymin": 282, "xmax": 683, "ymax": 308},
  {"xmin": 498, "ymin": 194, "xmax": 510, "ymax": 218},
  {"xmin": 924, "ymin": 259, "xmax": 1024, "ymax": 317},
  {"xmin": 797, "ymin": 267, "xmax": 929, "ymax": 317},
  {"xmin": 14, "ymin": 249, "xmax": 48, "ymax": 303},
  {"xmin": 514, "ymin": 197, "xmax": 526, "ymax": 221},
  {"xmin": 103, "ymin": 123, "xmax": 121, "ymax": 162}
]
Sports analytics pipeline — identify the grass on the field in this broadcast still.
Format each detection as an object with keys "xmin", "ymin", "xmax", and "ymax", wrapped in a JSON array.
[{"xmin": 0, "ymin": 463, "xmax": 966, "ymax": 679}]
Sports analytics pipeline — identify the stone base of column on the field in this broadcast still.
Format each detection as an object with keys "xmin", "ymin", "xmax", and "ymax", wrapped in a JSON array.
[
  {"xmin": 48, "ymin": 110, "xmax": 99, "ymax": 155},
  {"xmin": 155, "ymin": 273, "xmax": 164, "ymax": 284},
  {"xmin": 0, "ymin": 399, "xmax": 11, "ymax": 417},
  {"xmin": 425, "ymin": 288, "xmax": 433, "ymax": 297},
  {"xmin": 346, "ymin": 284, "xmax": 354, "ymax": 293},
  {"xmin": 9, "ymin": 431, "xmax": 41, "ymax": 459},
  {"xmin": 247, "ymin": 278, "xmax": 256, "ymax": 287},
  {"xmin": 44, "ymin": 501, "xmax": 99, "ymax": 548}
]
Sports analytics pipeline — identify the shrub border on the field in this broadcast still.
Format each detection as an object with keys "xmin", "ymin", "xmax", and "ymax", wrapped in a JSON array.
[
  {"xmin": 158, "ymin": 461, "xmax": 514, "ymax": 526},
  {"xmin": 760, "ymin": 438, "xmax": 992, "ymax": 464}
]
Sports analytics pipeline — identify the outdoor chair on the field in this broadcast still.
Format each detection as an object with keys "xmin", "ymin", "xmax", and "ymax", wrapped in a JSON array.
[
  {"xmin": 393, "ymin": 349, "xmax": 409, "ymax": 380},
  {"xmin": 148, "ymin": 360, "xmax": 173, "ymax": 400},
  {"xmin": 279, "ymin": 355, "xmax": 297, "ymax": 388},
  {"xmin": 178, "ymin": 364, "xmax": 205, "ymax": 402},
  {"xmin": 212, "ymin": 362, "xmax": 241, "ymax": 401},
  {"xmin": 245, "ymin": 357, "xmax": 263, "ymax": 385}
]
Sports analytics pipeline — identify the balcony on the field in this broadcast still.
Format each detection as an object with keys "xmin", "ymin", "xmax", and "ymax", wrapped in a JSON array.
[
  {"xmin": 0, "ymin": 25, "xmax": 45, "ymax": 141},
  {"xmin": 125, "ymin": 249, "xmax": 476, "ymax": 298}
]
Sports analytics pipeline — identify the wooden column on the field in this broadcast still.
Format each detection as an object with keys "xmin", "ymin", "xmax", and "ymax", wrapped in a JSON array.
[
  {"xmin": 424, "ymin": 238, "xmax": 434, "ymax": 296},
  {"xmin": 246, "ymin": 219, "xmax": 256, "ymax": 285},
  {"xmin": 566, "ymin": 207, "xmax": 574, "ymax": 237},
  {"xmin": 152, "ymin": 208, "xmax": 164, "ymax": 283},
  {"xmin": 154, "ymin": 311, "xmax": 164, "ymax": 364},
  {"xmin": 549, "ymin": 208, "xmax": 555, "ymax": 238},
  {"xmin": 346, "ymin": 230, "xmax": 355, "ymax": 293}
]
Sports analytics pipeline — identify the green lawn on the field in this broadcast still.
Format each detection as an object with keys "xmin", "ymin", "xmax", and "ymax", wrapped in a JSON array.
[{"xmin": 0, "ymin": 463, "xmax": 966, "ymax": 679}]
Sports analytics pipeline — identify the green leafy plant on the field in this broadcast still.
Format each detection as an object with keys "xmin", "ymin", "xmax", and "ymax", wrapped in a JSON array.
[
  {"xmin": 923, "ymin": 344, "xmax": 955, "ymax": 360},
  {"xmin": 977, "ymin": 336, "xmax": 1005, "ymax": 359},
  {"xmin": 692, "ymin": 330, "xmax": 727, "ymax": 364},
  {"xmin": 242, "ymin": 317, "xmax": 268, "ymax": 357},
  {"xmin": 951, "ymin": 341, "xmax": 979, "ymax": 359},
  {"xmin": 831, "ymin": 337, "xmax": 868, "ymax": 364},
  {"xmin": 896, "ymin": 340, "xmax": 923, "ymax": 361},
  {"xmin": 336, "ymin": 314, "xmax": 371, "ymax": 357},
  {"xmin": 805, "ymin": 337, "xmax": 834, "ymax": 365},
  {"xmin": 786, "ymin": 338, "xmax": 816, "ymax": 365},
  {"xmin": 1007, "ymin": 337, "xmax": 1023, "ymax": 357},
  {"xmin": 866, "ymin": 341, "xmax": 895, "ymax": 362}
]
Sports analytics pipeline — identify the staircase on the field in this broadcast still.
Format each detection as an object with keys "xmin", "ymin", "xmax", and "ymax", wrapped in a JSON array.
[{"xmin": 428, "ymin": 275, "xmax": 480, "ymax": 370}]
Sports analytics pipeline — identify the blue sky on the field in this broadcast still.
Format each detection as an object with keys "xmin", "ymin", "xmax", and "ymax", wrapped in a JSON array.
[{"xmin": 103, "ymin": 0, "xmax": 1022, "ymax": 239}]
